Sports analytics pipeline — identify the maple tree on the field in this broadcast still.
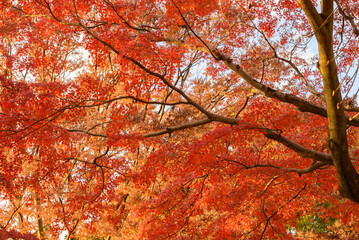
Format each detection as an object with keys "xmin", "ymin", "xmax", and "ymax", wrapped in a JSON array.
[{"xmin": 1, "ymin": 0, "xmax": 359, "ymax": 239}]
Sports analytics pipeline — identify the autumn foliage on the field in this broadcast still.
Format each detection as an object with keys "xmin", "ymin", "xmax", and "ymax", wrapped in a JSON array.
[{"xmin": 1, "ymin": 0, "xmax": 359, "ymax": 239}]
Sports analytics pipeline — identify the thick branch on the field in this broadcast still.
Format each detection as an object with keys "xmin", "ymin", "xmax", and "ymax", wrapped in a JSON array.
[
  {"xmin": 297, "ymin": 0, "xmax": 323, "ymax": 32},
  {"xmin": 213, "ymin": 51, "xmax": 329, "ymax": 117},
  {"xmin": 346, "ymin": 106, "xmax": 359, "ymax": 112},
  {"xmin": 144, "ymin": 119, "xmax": 332, "ymax": 171},
  {"xmin": 163, "ymin": 38, "xmax": 359, "ymax": 126},
  {"xmin": 263, "ymin": 129, "xmax": 333, "ymax": 165}
]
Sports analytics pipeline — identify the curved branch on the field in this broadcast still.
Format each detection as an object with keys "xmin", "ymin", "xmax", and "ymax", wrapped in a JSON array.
[
  {"xmin": 144, "ymin": 119, "xmax": 332, "ymax": 169},
  {"xmin": 102, "ymin": 0, "xmax": 150, "ymax": 32},
  {"xmin": 169, "ymin": 0, "xmax": 220, "ymax": 60},
  {"xmin": 248, "ymin": 183, "xmax": 307, "ymax": 238},
  {"xmin": 243, "ymin": 10, "xmax": 324, "ymax": 99},
  {"xmin": 263, "ymin": 129, "xmax": 333, "ymax": 165},
  {"xmin": 335, "ymin": 0, "xmax": 359, "ymax": 36},
  {"xmin": 215, "ymin": 51, "xmax": 329, "ymax": 114},
  {"xmin": 125, "ymin": 56, "xmax": 238, "ymax": 124},
  {"xmin": 276, "ymin": 56, "xmax": 324, "ymax": 99},
  {"xmin": 163, "ymin": 38, "xmax": 359, "ymax": 126},
  {"xmin": 40, "ymin": 0, "xmax": 359, "ymax": 130},
  {"xmin": 222, "ymin": 157, "xmax": 328, "ymax": 175},
  {"xmin": 76, "ymin": 96, "xmax": 190, "ymax": 107},
  {"xmin": 235, "ymin": 93, "xmax": 254, "ymax": 118},
  {"xmin": 124, "ymin": 56, "xmax": 207, "ymax": 112}
]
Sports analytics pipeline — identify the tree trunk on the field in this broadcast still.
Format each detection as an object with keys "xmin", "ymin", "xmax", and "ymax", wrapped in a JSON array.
[{"xmin": 299, "ymin": 0, "xmax": 359, "ymax": 203}]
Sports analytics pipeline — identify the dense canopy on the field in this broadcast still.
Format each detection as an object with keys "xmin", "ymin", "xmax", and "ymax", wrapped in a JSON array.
[{"xmin": 1, "ymin": 0, "xmax": 359, "ymax": 239}]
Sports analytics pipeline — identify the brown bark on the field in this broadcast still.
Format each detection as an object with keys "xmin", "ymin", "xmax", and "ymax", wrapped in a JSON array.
[
  {"xmin": 298, "ymin": 0, "xmax": 359, "ymax": 203},
  {"xmin": 35, "ymin": 195, "xmax": 45, "ymax": 240}
]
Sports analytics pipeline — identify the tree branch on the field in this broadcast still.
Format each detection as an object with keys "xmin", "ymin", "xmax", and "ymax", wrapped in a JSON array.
[
  {"xmin": 334, "ymin": 0, "xmax": 359, "ymax": 36},
  {"xmin": 125, "ymin": 56, "xmax": 238, "ymax": 124},
  {"xmin": 213, "ymin": 50, "xmax": 330, "ymax": 118},
  {"xmin": 276, "ymin": 56, "xmax": 324, "ymax": 99},
  {"xmin": 222, "ymin": 157, "xmax": 328, "ymax": 175},
  {"xmin": 162, "ymin": 38, "xmax": 359, "ymax": 127},
  {"xmin": 263, "ymin": 128, "xmax": 333, "ymax": 165},
  {"xmin": 144, "ymin": 118, "xmax": 212, "ymax": 137},
  {"xmin": 102, "ymin": 0, "xmax": 150, "ymax": 32},
  {"xmin": 297, "ymin": 0, "xmax": 323, "ymax": 32},
  {"xmin": 76, "ymin": 96, "xmax": 190, "ymax": 107},
  {"xmin": 169, "ymin": 0, "xmax": 220, "ymax": 60},
  {"xmin": 66, "ymin": 129, "xmax": 107, "ymax": 138}
]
